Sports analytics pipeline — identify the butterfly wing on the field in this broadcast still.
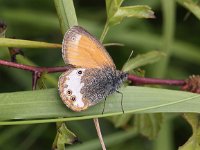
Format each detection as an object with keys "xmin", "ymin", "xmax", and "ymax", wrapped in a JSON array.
[
  {"xmin": 62, "ymin": 26, "xmax": 115, "ymax": 68},
  {"xmin": 58, "ymin": 68, "xmax": 91, "ymax": 111}
]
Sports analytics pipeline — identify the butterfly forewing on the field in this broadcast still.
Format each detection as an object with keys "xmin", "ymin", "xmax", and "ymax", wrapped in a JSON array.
[{"xmin": 62, "ymin": 26, "xmax": 115, "ymax": 68}]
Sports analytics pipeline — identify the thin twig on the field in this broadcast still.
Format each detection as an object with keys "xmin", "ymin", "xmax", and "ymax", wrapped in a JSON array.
[
  {"xmin": 93, "ymin": 118, "xmax": 106, "ymax": 150},
  {"xmin": 0, "ymin": 59, "xmax": 73, "ymax": 90},
  {"xmin": 0, "ymin": 59, "xmax": 186, "ymax": 87},
  {"xmin": 0, "ymin": 60, "xmax": 73, "ymax": 73},
  {"xmin": 128, "ymin": 74, "xmax": 185, "ymax": 86}
]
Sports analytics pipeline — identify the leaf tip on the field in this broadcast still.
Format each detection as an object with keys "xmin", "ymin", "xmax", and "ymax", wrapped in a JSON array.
[{"xmin": 149, "ymin": 12, "xmax": 156, "ymax": 19}]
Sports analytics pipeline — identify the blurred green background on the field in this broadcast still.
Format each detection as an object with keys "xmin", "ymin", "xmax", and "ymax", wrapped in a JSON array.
[{"xmin": 0, "ymin": 0, "xmax": 200, "ymax": 149}]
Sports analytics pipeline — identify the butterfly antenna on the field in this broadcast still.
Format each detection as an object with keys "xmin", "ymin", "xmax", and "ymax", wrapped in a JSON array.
[
  {"xmin": 122, "ymin": 50, "xmax": 134, "ymax": 71},
  {"xmin": 102, "ymin": 97, "xmax": 107, "ymax": 114},
  {"xmin": 116, "ymin": 90, "xmax": 124, "ymax": 113},
  {"xmin": 127, "ymin": 50, "xmax": 134, "ymax": 62}
]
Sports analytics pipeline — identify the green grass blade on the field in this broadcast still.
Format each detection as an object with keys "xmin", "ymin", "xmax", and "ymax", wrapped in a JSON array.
[
  {"xmin": 54, "ymin": 0, "xmax": 78, "ymax": 34},
  {"xmin": 0, "ymin": 38, "xmax": 61, "ymax": 48},
  {"xmin": 0, "ymin": 87, "xmax": 200, "ymax": 125}
]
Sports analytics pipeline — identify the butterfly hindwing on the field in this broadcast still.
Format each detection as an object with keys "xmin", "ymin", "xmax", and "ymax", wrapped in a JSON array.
[
  {"xmin": 58, "ymin": 68, "xmax": 91, "ymax": 111},
  {"xmin": 62, "ymin": 26, "xmax": 115, "ymax": 68}
]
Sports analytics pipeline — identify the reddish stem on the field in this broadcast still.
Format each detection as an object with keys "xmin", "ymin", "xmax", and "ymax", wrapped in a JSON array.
[
  {"xmin": 0, "ymin": 59, "xmax": 186, "ymax": 87},
  {"xmin": 128, "ymin": 74, "xmax": 186, "ymax": 86},
  {"xmin": 0, "ymin": 60, "xmax": 72, "ymax": 73}
]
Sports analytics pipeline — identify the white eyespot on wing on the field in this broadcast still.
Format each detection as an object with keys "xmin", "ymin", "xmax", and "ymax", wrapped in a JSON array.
[{"xmin": 64, "ymin": 68, "xmax": 85, "ymax": 108}]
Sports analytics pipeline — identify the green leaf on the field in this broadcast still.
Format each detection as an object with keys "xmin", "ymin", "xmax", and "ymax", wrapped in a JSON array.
[
  {"xmin": 0, "ymin": 38, "xmax": 61, "ymax": 48},
  {"xmin": 105, "ymin": 0, "xmax": 124, "ymax": 19},
  {"xmin": 134, "ymin": 113, "xmax": 163, "ymax": 139},
  {"xmin": 108, "ymin": 5, "xmax": 155, "ymax": 26},
  {"xmin": 52, "ymin": 123, "xmax": 78, "ymax": 150},
  {"xmin": 178, "ymin": 113, "xmax": 200, "ymax": 150},
  {"xmin": 177, "ymin": 0, "xmax": 200, "ymax": 20},
  {"xmin": 122, "ymin": 51, "xmax": 165, "ymax": 72},
  {"xmin": 0, "ymin": 87, "xmax": 200, "ymax": 125},
  {"xmin": 54, "ymin": 0, "xmax": 78, "ymax": 34},
  {"xmin": 101, "ymin": 1, "xmax": 155, "ymax": 42}
]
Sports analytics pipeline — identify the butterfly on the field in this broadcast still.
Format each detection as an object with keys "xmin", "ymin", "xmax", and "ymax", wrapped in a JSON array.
[{"xmin": 58, "ymin": 26, "xmax": 128, "ymax": 112}]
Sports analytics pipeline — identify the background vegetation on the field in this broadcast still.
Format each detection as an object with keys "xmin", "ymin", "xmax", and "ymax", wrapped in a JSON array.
[{"xmin": 0, "ymin": 0, "xmax": 200, "ymax": 149}]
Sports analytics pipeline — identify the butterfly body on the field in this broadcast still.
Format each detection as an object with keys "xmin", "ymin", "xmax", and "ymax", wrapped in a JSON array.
[{"xmin": 58, "ymin": 26, "xmax": 127, "ymax": 111}]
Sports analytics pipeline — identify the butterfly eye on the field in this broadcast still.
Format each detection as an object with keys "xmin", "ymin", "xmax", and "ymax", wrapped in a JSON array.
[
  {"xmin": 67, "ymin": 90, "xmax": 72, "ymax": 95},
  {"xmin": 77, "ymin": 70, "xmax": 82, "ymax": 75},
  {"xmin": 70, "ymin": 95, "xmax": 76, "ymax": 101}
]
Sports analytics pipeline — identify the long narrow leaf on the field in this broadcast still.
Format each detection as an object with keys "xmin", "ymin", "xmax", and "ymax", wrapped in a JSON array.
[
  {"xmin": 0, "ymin": 38, "xmax": 61, "ymax": 48},
  {"xmin": 54, "ymin": 0, "xmax": 78, "ymax": 34},
  {"xmin": 0, "ymin": 86, "xmax": 200, "ymax": 125}
]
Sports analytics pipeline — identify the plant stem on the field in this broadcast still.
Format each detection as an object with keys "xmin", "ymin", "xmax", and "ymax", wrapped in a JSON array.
[
  {"xmin": 100, "ymin": 23, "xmax": 109, "ymax": 43},
  {"xmin": 128, "ymin": 74, "xmax": 185, "ymax": 86},
  {"xmin": 0, "ymin": 60, "xmax": 72, "ymax": 73},
  {"xmin": 152, "ymin": 0, "xmax": 175, "ymax": 78},
  {"xmin": 93, "ymin": 118, "xmax": 106, "ymax": 150},
  {"xmin": 0, "ymin": 59, "xmax": 186, "ymax": 87}
]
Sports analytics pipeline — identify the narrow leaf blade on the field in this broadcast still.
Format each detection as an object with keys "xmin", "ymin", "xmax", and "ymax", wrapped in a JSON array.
[
  {"xmin": 54, "ymin": 0, "xmax": 78, "ymax": 34},
  {"xmin": 1, "ymin": 87, "xmax": 200, "ymax": 125},
  {"xmin": 122, "ymin": 51, "xmax": 165, "ymax": 72},
  {"xmin": 0, "ymin": 38, "xmax": 61, "ymax": 48}
]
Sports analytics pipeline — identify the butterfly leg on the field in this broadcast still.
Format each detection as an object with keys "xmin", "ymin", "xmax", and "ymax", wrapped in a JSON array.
[
  {"xmin": 116, "ymin": 90, "xmax": 124, "ymax": 114},
  {"xmin": 102, "ymin": 97, "xmax": 107, "ymax": 115}
]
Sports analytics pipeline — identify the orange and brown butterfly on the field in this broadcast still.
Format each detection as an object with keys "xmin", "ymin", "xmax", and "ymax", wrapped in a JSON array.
[{"xmin": 58, "ymin": 26, "xmax": 128, "ymax": 111}]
